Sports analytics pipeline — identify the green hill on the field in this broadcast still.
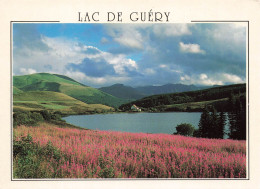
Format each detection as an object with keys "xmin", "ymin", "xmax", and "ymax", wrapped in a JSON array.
[
  {"xmin": 59, "ymin": 83, "xmax": 127, "ymax": 106},
  {"xmin": 13, "ymin": 73, "xmax": 126, "ymax": 107},
  {"xmin": 13, "ymin": 73, "xmax": 84, "ymax": 89},
  {"xmin": 13, "ymin": 86, "xmax": 23, "ymax": 94},
  {"xmin": 13, "ymin": 91, "xmax": 113, "ymax": 114},
  {"xmin": 119, "ymin": 84, "xmax": 246, "ymax": 112},
  {"xmin": 99, "ymin": 84, "xmax": 146, "ymax": 100}
]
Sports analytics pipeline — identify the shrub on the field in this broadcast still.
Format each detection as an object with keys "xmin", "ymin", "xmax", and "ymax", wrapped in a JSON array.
[
  {"xmin": 13, "ymin": 112, "xmax": 44, "ymax": 127},
  {"xmin": 40, "ymin": 110, "xmax": 52, "ymax": 121},
  {"xmin": 13, "ymin": 112, "xmax": 30, "ymax": 126},
  {"xmin": 13, "ymin": 134, "xmax": 63, "ymax": 178},
  {"xmin": 174, "ymin": 123, "xmax": 195, "ymax": 136},
  {"xmin": 51, "ymin": 113, "xmax": 61, "ymax": 120},
  {"xmin": 193, "ymin": 129, "xmax": 200, "ymax": 137},
  {"xmin": 30, "ymin": 112, "xmax": 44, "ymax": 122}
]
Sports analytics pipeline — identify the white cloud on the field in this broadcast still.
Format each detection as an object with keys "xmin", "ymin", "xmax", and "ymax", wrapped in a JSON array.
[
  {"xmin": 159, "ymin": 64, "xmax": 168, "ymax": 68},
  {"xmin": 106, "ymin": 25, "xmax": 144, "ymax": 49},
  {"xmin": 179, "ymin": 42, "xmax": 205, "ymax": 54},
  {"xmin": 144, "ymin": 68, "xmax": 156, "ymax": 75},
  {"xmin": 200, "ymin": 73, "xmax": 208, "ymax": 80},
  {"xmin": 65, "ymin": 70, "xmax": 130, "ymax": 86},
  {"xmin": 98, "ymin": 52, "xmax": 138, "ymax": 75},
  {"xmin": 20, "ymin": 68, "xmax": 37, "ymax": 75},
  {"xmin": 221, "ymin": 73, "xmax": 244, "ymax": 83},
  {"xmin": 14, "ymin": 36, "xmax": 138, "ymax": 80},
  {"xmin": 199, "ymin": 77, "xmax": 222, "ymax": 86},
  {"xmin": 180, "ymin": 73, "xmax": 244, "ymax": 86},
  {"xmin": 153, "ymin": 24, "xmax": 192, "ymax": 37},
  {"xmin": 41, "ymin": 36, "xmax": 89, "ymax": 64},
  {"xmin": 114, "ymin": 34, "xmax": 143, "ymax": 49},
  {"xmin": 210, "ymin": 24, "xmax": 246, "ymax": 45},
  {"xmin": 159, "ymin": 64, "xmax": 182, "ymax": 73},
  {"xmin": 180, "ymin": 75, "xmax": 191, "ymax": 81}
]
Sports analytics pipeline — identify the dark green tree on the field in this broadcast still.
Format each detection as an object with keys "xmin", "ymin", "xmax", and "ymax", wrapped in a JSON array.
[
  {"xmin": 174, "ymin": 123, "xmax": 195, "ymax": 136},
  {"xmin": 198, "ymin": 106, "xmax": 211, "ymax": 138},
  {"xmin": 208, "ymin": 107, "xmax": 218, "ymax": 138},
  {"xmin": 217, "ymin": 111, "xmax": 226, "ymax": 139},
  {"xmin": 197, "ymin": 106, "xmax": 225, "ymax": 139},
  {"xmin": 228, "ymin": 94, "xmax": 246, "ymax": 140}
]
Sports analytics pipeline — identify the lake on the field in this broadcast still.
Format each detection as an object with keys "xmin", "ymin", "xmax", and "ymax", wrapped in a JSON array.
[{"xmin": 63, "ymin": 112, "xmax": 203, "ymax": 134}]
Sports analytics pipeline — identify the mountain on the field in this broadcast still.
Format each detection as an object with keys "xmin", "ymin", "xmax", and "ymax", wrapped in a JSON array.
[
  {"xmin": 99, "ymin": 84, "xmax": 146, "ymax": 100},
  {"xmin": 13, "ymin": 73, "xmax": 85, "ymax": 89},
  {"xmin": 119, "ymin": 83, "xmax": 246, "ymax": 112},
  {"xmin": 13, "ymin": 73, "xmax": 127, "ymax": 108},
  {"xmin": 98, "ymin": 83, "xmax": 208, "ymax": 101},
  {"xmin": 135, "ymin": 83, "xmax": 204, "ymax": 96}
]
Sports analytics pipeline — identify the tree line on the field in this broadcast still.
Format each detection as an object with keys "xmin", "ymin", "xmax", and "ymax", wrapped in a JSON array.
[{"xmin": 175, "ymin": 93, "xmax": 246, "ymax": 140}]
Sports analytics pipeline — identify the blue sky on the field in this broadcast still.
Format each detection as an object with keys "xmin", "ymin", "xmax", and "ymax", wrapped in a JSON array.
[{"xmin": 13, "ymin": 23, "xmax": 246, "ymax": 87}]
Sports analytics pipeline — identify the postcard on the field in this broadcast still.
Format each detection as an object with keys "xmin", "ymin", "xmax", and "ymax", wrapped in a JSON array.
[{"xmin": 1, "ymin": 0, "xmax": 260, "ymax": 188}]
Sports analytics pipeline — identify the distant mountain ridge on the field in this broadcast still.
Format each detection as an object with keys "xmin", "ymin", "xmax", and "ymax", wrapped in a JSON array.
[
  {"xmin": 99, "ymin": 83, "xmax": 207, "ymax": 100},
  {"xmin": 135, "ymin": 83, "xmax": 204, "ymax": 96},
  {"xmin": 99, "ymin": 84, "xmax": 146, "ymax": 100}
]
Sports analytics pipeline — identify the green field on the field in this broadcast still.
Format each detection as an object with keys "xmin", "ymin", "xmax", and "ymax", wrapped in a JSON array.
[
  {"xmin": 159, "ymin": 98, "xmax": 229, "ymax": 112},
  {"xmin": 13, "ymin": 91, "xmax": 113, "ymax": 114}
]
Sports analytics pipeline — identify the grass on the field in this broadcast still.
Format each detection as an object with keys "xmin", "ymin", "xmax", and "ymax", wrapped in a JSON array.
[
  {"xmin": 13, "ymin": 123, "xmax": 246, "ymax": 178},
  {"xmin": 13, "ymin": 86, "xmax": 23, "ymax": 94},
  {"xmin": 13, "ymin": 73, "xmax": 83, "ymax": 89},
  {"xmin": 14, "ymin": 91, "xmax": 79, "ymax": 101},
  {"xmin": 160, "ymin": 98, "xmax": 229, "ymax": 112},
  {"xmin": 13, "ymin": 91, "xmax": 114, "ymax": 114},
  {"xmin": 59, "ymin": 83, "xmax": 127, "ymax": 107}
]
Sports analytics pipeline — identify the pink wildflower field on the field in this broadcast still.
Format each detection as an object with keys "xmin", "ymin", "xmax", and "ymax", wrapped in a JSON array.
[{"xmin": 14, "ymin": 124, "xmax": 246, "ymax": 178}]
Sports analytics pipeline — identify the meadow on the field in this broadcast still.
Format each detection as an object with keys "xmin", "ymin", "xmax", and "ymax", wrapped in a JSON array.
[
  {"xmin": 13, "ymin": 91, "xmax": 113, "ymax": 114},
  {"xmin": 13, "ymin": 123, "xmax": 246, "ymax": 179}
]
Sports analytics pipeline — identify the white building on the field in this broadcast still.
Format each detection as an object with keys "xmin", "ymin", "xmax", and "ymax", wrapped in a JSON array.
[{"xmin": 131, "ymin": 104, "xmax": 142, "ymax": 112}]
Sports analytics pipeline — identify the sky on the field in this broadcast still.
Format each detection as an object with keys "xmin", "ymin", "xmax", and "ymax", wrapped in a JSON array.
[{"xmin": 13, "ymin": 23, "xmax": 246, "ymax": 87}]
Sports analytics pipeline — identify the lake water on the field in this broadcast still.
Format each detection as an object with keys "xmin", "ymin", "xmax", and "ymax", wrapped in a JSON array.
[{"xmin": 63, "ymin": 112, "xmax": 203, "ymax": 134}]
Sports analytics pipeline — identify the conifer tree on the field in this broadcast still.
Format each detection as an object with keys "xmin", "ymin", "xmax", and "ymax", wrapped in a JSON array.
[
  {"xmin": 218, "ymin": 111, "xmax": 226, "ymax": 139},
  {"xmin": 209, "ymin": 107, "xmax": 218, "ymax": 138},
  {"xmin": 198, "ymin": 106, "xmax": 211, "ymax": 138},
  {"xmin": 228, "ymin": 94, "xmax": 246, "ymax": 140}
]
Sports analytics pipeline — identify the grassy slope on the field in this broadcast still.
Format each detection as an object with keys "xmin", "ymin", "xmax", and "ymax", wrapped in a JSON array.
[
  {"xmin": 59, "ymin": 83, "xmax": 127, "ymax": 107},
  {"xmin": 160, "ymin": 98, "xmax": 229, "ymax": 112},
  {"xmin": 13, "ymin": 73, "xmax": 127, "ymax": 108},
  {"xmin": 13, "ymin": 91, "xmax": 113, "ymax": 114},
  {"xmin": 13, "ymin": 73, "xmax": 83, "ymax": 89},
  {"xmin": 13, "ymin": 86, "xmax": 23, "ymax": 94}
]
